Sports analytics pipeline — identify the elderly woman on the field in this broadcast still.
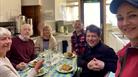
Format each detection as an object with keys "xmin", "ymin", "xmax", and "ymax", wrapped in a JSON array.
[
  {"xmin": 77, "ymin": 24, "xmax": 118, "ymax": 77},
  {"xmin": 35, "ymin": 23, "xmax": 57, "ymax": 54},
  {"xmin": 110, "ymin": 0, "xmax": 138, "ymax": 77},
  {"xmin": 0, "ymin": 27, "xmax": 43, "ymax": 77}
]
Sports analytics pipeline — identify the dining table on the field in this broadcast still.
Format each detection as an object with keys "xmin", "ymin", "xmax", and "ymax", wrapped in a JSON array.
[{"xmin": 18, "ymin": 51, "xmax": 78, "ymax": 77}]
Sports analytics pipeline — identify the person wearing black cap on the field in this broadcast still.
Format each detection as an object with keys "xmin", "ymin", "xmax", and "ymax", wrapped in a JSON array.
[
  {"xmin": 77, "ymin": 24, "xmax": 118, "ymax": 77},
  {"xmin": 110, "ymin": 0, "xmax": 138, "ymax": 77}
]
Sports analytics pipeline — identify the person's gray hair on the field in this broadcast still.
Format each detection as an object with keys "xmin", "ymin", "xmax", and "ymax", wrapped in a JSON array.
[
  {"xmin": 20, "ymin": 23, "xmax": 33, "ymax": 35},
  {"xmin": 20, "ymin": 24, "xmax": 32, "ymax": 30},
  {"xmin": 43, "ymin": 24, "xmax": 52, "ymax": 32},
  {"xmin": 0, "ymin": 27, "xmax": 11, "ymax": 37},
  {"xmin": 73, "ymin": 20, "xmax": 83, "ymax": 27}
]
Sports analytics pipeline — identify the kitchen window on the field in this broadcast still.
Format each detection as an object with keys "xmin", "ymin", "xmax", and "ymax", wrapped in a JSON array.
[{"xmin": 62, "ymin": 2, "xmax": 79, "ymax": 21}]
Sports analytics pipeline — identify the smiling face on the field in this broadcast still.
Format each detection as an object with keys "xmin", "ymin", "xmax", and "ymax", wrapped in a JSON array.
[
  {"xmin": 86, "ymin": 30, "xmax": 100, "ymax": 47},
  {"xmin": 0, "ymin": 28, "xmax": 12, "ymax": 57},
  {"xmin": 42, "ymin": 26, "xmax": 52, "ymax": 38},
  {"xmin": 20, "ymin": 24, "xmax": 32, "ymax": 39},
  {"xmin": 73, "ymin": 20, "xmax": 83, "ymax": 33},
  {"xmin": 117, "ymin": 3, "xmax": 138, "ymax": 41},
  {"xmin": 0, "ymin": 35, "xmax": 12, "ymax": 52}
]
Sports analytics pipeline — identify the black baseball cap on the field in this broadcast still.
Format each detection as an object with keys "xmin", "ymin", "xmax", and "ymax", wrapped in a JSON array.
[{"xmin": 110, "ymin": 0, "xmax": 138, "ymax": 14}]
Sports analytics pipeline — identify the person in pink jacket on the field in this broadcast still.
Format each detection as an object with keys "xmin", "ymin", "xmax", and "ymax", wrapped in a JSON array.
[{"xmin": 110, "ymin": 0, "xmax": 138, "ymax": 77}]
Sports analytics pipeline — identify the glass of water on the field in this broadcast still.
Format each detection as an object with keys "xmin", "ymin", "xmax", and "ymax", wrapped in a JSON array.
[{"xmin": 45, "ymin": 50, "xmax": 53, "ymax": 67}]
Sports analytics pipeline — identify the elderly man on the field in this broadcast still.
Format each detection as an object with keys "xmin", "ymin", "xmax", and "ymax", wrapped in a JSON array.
[
  {"xmin": 71, "ymin": 20, "xmax": 87, "ymax": 56},
  {"xmin": 7, "ymin": 24, "xmax": 36, "ymax": 70}
]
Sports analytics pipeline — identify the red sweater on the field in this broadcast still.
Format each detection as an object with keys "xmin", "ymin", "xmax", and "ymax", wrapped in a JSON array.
[
  {"xmin": 7, "ymin": 36, "xmax": 35, "ymax": 68},
  {"xmin": 116, "ymin": 43, "xmax": 138, "ymax": 77}
]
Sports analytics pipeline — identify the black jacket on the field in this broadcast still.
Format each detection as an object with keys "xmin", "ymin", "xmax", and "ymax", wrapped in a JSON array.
[{"xmin": 77, "ymin": 41, "xmax": 118, "ymax": 77}]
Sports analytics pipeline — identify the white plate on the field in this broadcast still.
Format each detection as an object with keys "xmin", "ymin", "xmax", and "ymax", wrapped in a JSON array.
[
  {"xmin": 35, "ymin": 67, "xmax": 48, "ymax": 76},
  {"xmin": 38, "ymin": 53, "xmax": 47, "ymax": 58},
  {"xmin": 56, "ymin": 64, "xmax": 74, "ymax": 73}
]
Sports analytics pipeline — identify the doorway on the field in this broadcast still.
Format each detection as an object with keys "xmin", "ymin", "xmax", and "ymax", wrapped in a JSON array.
[
  {"xmin": 22, "ymin": 5, "xmax": 41, "ymax": 36},
  {"xmin": 84, "ymin": 2, "xmax": 100, "ymax": 28},
  {"xmin": 80, "ymin": 0, "xmax": 104, "ymax": 41}
]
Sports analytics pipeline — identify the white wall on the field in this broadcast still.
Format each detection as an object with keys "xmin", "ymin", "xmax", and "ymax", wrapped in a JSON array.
[{"xmin": 0, "ymin": 0, "xmax": 21, "ymax": 22}]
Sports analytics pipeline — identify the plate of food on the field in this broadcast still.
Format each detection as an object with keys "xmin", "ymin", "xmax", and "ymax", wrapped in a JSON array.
[
  {"xmin": 28, "ymin": 60, "xmax": 38, "ymax": 67},
  {"xmin": 56, "ymin": 64, "xmax": 74, "ymax": 73},
  {"xmin": 63, "ymin": 52, "xmax": 75, "ymax": 59},
  {"xmin": 35, "ymin": 67, "xmax": 48, "ymax": 77},
  {"xmin": 38, "ymin": 53, "xmax": 47, "ymax": 58}
]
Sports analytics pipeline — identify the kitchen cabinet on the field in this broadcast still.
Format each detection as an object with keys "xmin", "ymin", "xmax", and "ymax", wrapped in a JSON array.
[
  {"xmin": 0, "ymin": 22, "xmax": 16, "ymax": 35},
  {"xmin": 21, "ymin": 0, "xmax": 42, "ymax": 6},
  {"xmin": 21, "ymin": 5, "xmax": 41, "ymax": 36},
  {"xmin": 0, "ymin": 0, "xmax": 21, "ymax": 22},
  {"xmin": 21, "ymin": 0, "xmax": 42, "ymax": 36}
]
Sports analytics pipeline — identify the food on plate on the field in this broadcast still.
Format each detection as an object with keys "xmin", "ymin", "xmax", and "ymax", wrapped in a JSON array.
[
  {"xmin": 29, "ymin": 60, "xmax": 37, "ymax": 67},
  {"xmin": 37, "ymin": 68, "xmax": 44, "ymax": 74},
  {"xmin": 39, "ymin": 53, "xmax": 46, "ymax": 58},
  {"xmin": 36, "ymin": 67, "xmax": 48, "ymax": 76},
  {"xmin": 60, "ymin": 64, "xmax": 72, "ymax": 71},
  {"xmin": 32, "ymin": 61, "xmax": 37, "ymax": 66},
  {"xmin": 64, "ymin": 52, "xmax": 73, "ymax": 57}
]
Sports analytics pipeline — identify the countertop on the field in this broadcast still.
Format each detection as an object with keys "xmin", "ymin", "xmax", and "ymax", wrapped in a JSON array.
[{"xmin": 112, "ymin": 32, "xmax": 129, "ymax": 45}]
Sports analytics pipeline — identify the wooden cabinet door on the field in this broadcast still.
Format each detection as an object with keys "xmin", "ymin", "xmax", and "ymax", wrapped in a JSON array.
[{"xmin": 22, "ymin": 5, "xmax": 41, "ymax": 36}]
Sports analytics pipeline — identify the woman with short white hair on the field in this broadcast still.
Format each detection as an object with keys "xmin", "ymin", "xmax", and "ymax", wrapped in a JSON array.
[
  {"xmin": 0, "ymin": 27, "xmax": 43, "ymax": 77},
  {"xmin": 35, "ymin": 23, "xmax": 57, "ymax": 54}
]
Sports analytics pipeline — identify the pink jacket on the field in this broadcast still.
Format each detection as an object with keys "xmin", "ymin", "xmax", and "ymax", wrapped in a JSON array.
[{"xmin": 115, "ymin": 43, "xmax": 138, "ymax": 77}]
